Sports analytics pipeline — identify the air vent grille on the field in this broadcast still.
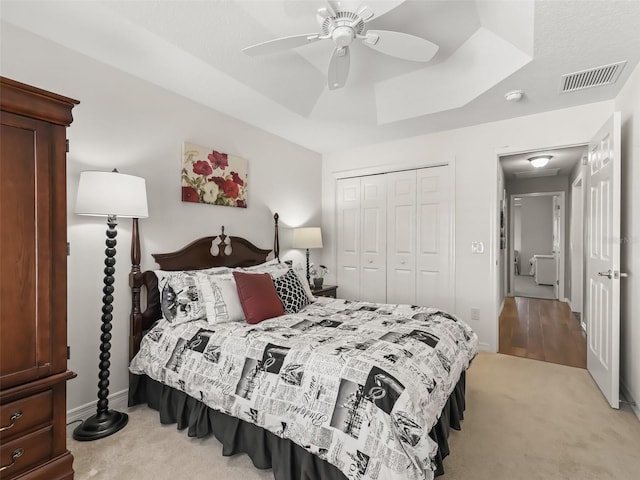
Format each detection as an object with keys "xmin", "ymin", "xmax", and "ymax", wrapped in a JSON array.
[{"xmin": 561, "ymin": 61, "xmax": 626, "ymax": 93}]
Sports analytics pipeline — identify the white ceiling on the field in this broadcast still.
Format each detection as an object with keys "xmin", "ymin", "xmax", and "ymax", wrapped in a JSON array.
[
  {"xmin": 2, "ymin": 0, "xmax": 640, "ymax": 154},
  {"xmin": 500, "ymin": 145, "xmax": 586, "ymax": 181}
]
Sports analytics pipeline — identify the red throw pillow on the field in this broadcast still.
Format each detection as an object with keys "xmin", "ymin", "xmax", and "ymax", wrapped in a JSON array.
[{"xmin": 232, "ymin": 271, "xmax": 285, "ymax": 324}]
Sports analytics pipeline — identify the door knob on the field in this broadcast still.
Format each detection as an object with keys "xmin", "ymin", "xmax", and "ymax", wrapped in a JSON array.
[{"xmin": 598, "ymin": 270, "xmax": 629, "ymax": 279}]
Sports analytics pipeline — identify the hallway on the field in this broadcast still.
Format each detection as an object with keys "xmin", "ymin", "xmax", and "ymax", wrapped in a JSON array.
[
  {"xmin": 499, "ymin": 296, "xmax": 586, "ymax": 369},
  {"xmin": 513, "ymin": 274, "xmax": 555, "ymax": 299}
]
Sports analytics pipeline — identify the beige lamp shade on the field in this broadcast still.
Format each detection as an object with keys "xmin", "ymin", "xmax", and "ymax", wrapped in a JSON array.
[
  {"xmin": 75, "ymin": 171, "xmax": 149, "ymax": 218},
  {"xmin": 292, "ymin": 227, "xmax": 323, "ymax": 249}
]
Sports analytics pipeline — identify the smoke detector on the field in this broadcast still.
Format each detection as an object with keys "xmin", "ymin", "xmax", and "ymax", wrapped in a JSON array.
[{"xmin": 504, "ymin": 90, "xmax": 524, "ymax": 102}]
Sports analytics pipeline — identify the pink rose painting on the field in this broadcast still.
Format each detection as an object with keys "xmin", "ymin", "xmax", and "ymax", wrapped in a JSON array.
[{"xmin": 181, "ymin": 142, "xmax": 248, "ymax": 208}]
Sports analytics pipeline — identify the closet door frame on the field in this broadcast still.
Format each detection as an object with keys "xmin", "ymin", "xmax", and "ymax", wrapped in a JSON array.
[{"xmin": 334, "ymin": 160, "xmax": 455, "ymax": 310}]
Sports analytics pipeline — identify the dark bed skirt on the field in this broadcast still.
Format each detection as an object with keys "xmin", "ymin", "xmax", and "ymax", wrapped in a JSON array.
[{"xmin": 128, "ymin": 371, "xmax": 466, "ymax": 479}]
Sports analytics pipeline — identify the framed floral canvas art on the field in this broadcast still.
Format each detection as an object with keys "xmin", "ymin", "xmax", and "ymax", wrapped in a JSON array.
[{"xmin": 181, "ymin": 142, "xmax": 248, "ymax": 208}]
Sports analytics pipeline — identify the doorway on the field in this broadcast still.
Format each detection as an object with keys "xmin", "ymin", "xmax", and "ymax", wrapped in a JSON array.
[
  {"xmin": 498, "ymin": 145, "xmax": 587, "ymax": 369},
  {"xmin": 510, "ymin": 192, "xmax": 564, "ymax": 300}
]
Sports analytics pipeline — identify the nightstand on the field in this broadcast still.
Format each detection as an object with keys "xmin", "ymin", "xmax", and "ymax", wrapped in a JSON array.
[{"xmin": 311, "ymin": 285, "xmax": 338, "ymax": 298}]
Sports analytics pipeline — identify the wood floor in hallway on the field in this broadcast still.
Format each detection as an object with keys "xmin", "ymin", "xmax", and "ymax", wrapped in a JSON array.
[{"xmin": 499, "ymin": 296, "xmax": 587, "ymax": 369}]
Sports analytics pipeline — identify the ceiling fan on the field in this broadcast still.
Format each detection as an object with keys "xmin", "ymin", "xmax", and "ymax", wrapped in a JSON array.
[{"xmin": 242, "ymin": 0, "xmax": 439, "ymax": 90}]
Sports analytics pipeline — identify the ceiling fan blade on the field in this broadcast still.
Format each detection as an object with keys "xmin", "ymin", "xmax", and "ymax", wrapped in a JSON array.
[
  {"xmin": 328, "ymin": 46, "xmax": 351, "ymax": 90},
  {"xmin": 242, "ymin": 33, "xmax": 320, "ymax": 56},
  {"xmin": 356, "ymin": 5, "xmax": 375, "ymax": 22},
  {"xmin": 357, "ymin": 1, "xmax": 405, "ymax": 22},
  {"xmin": 326, "ymin": 0, "xmax": 340, "ymax": 15},
  {"xmin": 363, "ymin": 30, "xmax": 439, "ymax": 62}
]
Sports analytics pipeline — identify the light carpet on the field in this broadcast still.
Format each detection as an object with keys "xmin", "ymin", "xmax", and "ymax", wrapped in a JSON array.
[
  {"xmin": 68, "ymin": 353, "xmax": 640, "ymax": 480},
  {"xmin": 513, "ymin": 274, "xmax": 556, "ymax": 300}
]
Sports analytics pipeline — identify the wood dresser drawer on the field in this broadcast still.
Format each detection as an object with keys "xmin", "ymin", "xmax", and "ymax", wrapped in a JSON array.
[
  {"xmin": 0, "ymin": 391, "xmax": 52, "ymax": 442},
  {"xmin": 0, "ymin": 426, "xmax": 53, "ymax": 479}
]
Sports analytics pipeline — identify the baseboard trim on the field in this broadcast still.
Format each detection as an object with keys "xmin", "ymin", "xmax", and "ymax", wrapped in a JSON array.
[
  {"xmin": 66, "ymin": 389, "xmax": 129, "ymax": 424},
  {"xmin": 478, "ymin": 342, "xmax": 493, "ymax": 352},
  {"xmin": 567, "ymin": 298, "xmax": 582, "ymax": 314},
  {"xmin": 620, "ymin": 381, "xmax": 640, "ymax": 421}
]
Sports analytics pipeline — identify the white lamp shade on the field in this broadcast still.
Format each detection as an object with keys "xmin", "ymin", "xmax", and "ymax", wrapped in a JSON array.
[
  {"xmin": 75, "ymin": 171, "xmax": 149, "ymax": 218},
  {"xmin": 292, "ymin": 227, "xmax": 323, "ymax": 249}
]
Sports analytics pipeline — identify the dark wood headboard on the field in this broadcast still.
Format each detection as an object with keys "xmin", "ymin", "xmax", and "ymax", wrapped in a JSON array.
[{"xmin": 129, "ymin": 212, "xmax": 280, "ymax": 360}]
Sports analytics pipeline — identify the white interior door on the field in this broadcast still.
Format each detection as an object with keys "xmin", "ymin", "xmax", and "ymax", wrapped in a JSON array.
[
  {"xmin": 386, "ymin": 170, "xmax": 417, "ymax": 304},
  {"xmin": 360, "ymin": 175, "xmax": 387, "ymax": 303},
  {"xmin": 416, "ymin": 166, "xmax": 454, "ymax": 311},
  {"xmin": 586, "ymin": 113, "xmax": 621, "ymax": 409},
  {"xmin": 336, "ymin": 177, "xmax": 361, "ymax": 301}
]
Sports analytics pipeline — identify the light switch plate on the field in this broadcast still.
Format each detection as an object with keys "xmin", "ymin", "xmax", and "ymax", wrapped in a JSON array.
[{"xmin": 471, "ymin": 241, "xmax": 484, "ymax": 254}]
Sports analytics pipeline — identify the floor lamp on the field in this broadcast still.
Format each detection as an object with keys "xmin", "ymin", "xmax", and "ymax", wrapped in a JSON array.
[
  {"xmin": 73, "ymin": 170, "xmax": 148, "ymax": 441},
  {"xmin": 292, "ymin": 227, "xmax": 323, "ymax": 285}
]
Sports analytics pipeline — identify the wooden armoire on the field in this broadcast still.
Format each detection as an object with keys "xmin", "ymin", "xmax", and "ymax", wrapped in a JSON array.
[{"xmin": 0, "ymin": 77, "xmax": 78, "ymax": 479}]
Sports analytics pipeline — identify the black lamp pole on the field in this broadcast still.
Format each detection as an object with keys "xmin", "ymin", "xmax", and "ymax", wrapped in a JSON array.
[
  {"xmin": 305, "ymin": 247, "xmax": 311, "ymax": 286},
  {"xmin": 73, "ymin": 215, "xmax": 129, "ymax": 441}
]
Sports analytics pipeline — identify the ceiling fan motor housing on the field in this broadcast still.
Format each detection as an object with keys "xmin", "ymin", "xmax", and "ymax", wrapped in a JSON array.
[
  {"xmin": 321, "ymin": 10, "xmax": 366, "ymax": 35},
  {"xmin": 333, "ymin": 26, "xmax": 355, "ymax": 47}
]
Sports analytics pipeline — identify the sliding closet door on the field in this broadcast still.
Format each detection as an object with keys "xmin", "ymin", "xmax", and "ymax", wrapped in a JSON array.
[
  {"xmin": 416, "ymin": 166, "xmax": 454, "ymax": 311},
  {"xmin": 336, "ymin": 178, "xmax": 361, "ymax": 300},
  {"xmin": 360, "ymin": 175, "xmax": 387, "ymax": 303},
  {"xmin": 386, "ymin": 170, "xmax": 417, "ymax": 304}
]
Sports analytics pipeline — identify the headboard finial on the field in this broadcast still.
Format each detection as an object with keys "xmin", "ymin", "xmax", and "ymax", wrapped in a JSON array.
[
  {"xmin": 218, "ymin": 225, "xmax": 228, "ymax": 257},
  {"xmin": 273, "ymin": 212, "xmax": 280, "ymax": 260}
]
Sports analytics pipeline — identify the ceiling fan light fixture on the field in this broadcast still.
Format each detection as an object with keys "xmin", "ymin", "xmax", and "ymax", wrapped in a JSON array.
[{"xmin": 529, "ymin": 155, "xmax": 552, "ymax": 168}]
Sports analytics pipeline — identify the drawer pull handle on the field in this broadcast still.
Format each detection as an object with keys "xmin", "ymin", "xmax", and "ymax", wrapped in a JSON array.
[
  {"xmin": 0, "ymin": 410, "xmax": 23, "ymax": 432},
  {"xmin": 0, "ymin": 448, "xmax": 24, "ymax": 472}
]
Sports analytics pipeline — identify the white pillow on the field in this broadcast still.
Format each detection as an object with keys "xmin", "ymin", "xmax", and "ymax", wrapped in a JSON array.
[
  {"xmin": 199, "ymin": 266, "xmax": 232, "ymax": 275},
  {"xmin": 197, "ymin": 272, "xmax": 245, "ymax": 324},
  {"xmin": 241, "ymin": 258, "xmax": 280, "ymax": 270},
  {"xmin": 290, "ymin": 262, "xmax": 315, "ymax": 302},
  {"xmin": 242, "ymin": 260, "xmax": 314, "ymax": 302}
]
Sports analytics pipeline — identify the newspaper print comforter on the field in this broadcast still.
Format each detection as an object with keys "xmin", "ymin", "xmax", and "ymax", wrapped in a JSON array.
[{"xmin": 130, "ymin": 297, "xmax": 479, "ymax": 480}]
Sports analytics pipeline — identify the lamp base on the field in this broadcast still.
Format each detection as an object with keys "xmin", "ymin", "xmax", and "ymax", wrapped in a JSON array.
[{"xmin": 72, "ymin": 409, "xmax": 128, "ymax": 441}]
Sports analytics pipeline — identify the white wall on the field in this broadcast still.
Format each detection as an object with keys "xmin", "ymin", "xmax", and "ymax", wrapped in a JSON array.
[
  {"xmin": 322, "ymin": 102, "xmax": 613, "ymax": 351},
  {"xmin": 615, "ymin": 62, "xmax": 640, "ymax": 419},
  {"xmin": 0, "ymin": 24, "xmax": 322, "ymax": 414},
  {"xmin": 514, "ymin": 206, "xmax": 522, "ymax": 253},
  {"xmin": 519, "ymin": 196, "xmax": 554, "ymax": 273}
]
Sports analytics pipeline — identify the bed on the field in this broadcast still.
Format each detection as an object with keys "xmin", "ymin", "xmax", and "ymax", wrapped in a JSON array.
[{"xmin": 128, "ymin": 214, "xmax": 478, "ymax": 480}]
